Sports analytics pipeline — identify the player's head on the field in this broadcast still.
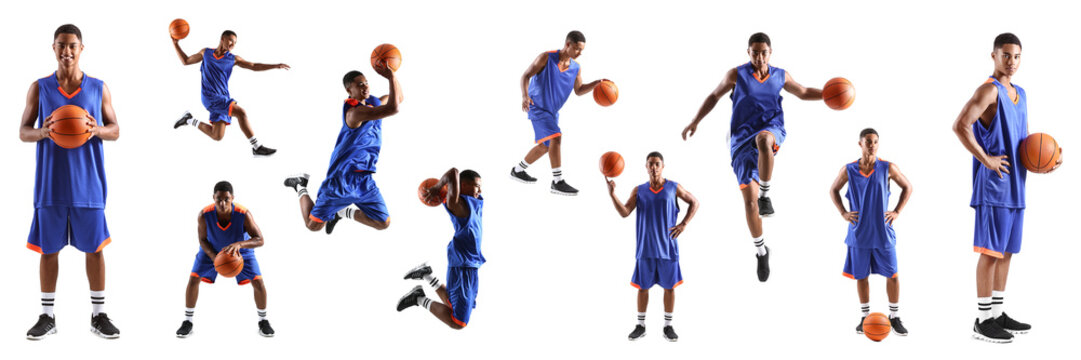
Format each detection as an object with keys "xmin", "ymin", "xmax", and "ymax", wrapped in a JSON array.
[
  {"xmin": 564, "ymin": 30, "xmax": 586, "ymax": 59},
  {"xmin": 343, "ymin": 70, "xmax": 369, "ymax": 99},
  {"xmin": 646, "ymin": 151, "xmax": 665, "ymax": 178},
  {"xmin": 992, "ymin": 33, "xmax": 1021, "ymax": 76},
  {"xmin": 747, "ymin": 32, "xmax": 772, "ymax": 69},
  {"xmin": 53, "ymin": 24, "xmax": 83, "ymax": 67},
  {"xmin": 220, "ymin": 30, "xmax": 237, "ymax": 51},
  {"xmin": 460, "ymin": 170, "xmax": 482, "ymax": 197},
  {"xmin": 212, "ymin": 181, "xmax": 235, "ymax": 213},
  {"xmin": 859, "ymin": 128, "xmax": 879, "ymax": 157}
]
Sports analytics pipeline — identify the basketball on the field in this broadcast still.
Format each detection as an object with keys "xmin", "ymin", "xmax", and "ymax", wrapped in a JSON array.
[
  {"xmin": 599, "ymin": 151, "xmax": 625, "ymax": 177},
  {"xmin": 1019, "ymin": 132, "xmax": 1061, "ymax": 174},
  {"xmin": 823, "ymin": 77, "xmax": 855, "ymax": 110},
  {"xmin": 418, "ymin": 178, "xmax": 447, "ymax": 207},
  {"xmin": 371, "ymin": 43, "xmax": 402, "ymax": 72},
  {"xmin": 169, "ymin": 19, "xmax": 189, "ymax": 40},
  {"xmin": 863, "ymin": 312, "xmax": 891, "ymax": 342},
  {"xmin": 594, "ymin": 80, "xmax": 619, "ymax": 107},
  {"xmin": 48, "ymin": 105, "xmax": 92, "ymax": 149},
  {"xmin": 214, "ymin": 251, "xmax": 244, "ymax": 278}
]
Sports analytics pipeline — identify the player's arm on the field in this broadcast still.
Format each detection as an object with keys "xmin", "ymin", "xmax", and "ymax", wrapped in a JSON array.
[
  {"xmin": 19, "ymin": 81, "xmax": 51, "ymax": 142},
  {"xmin": 378, "ymin": 70, "xmax": 404, "ymax": 105},
  {"xmin": 171, "ymin": 41, "xmax": 202, "ymax": 65},
  {"xmin": 885, "ymin": 162, "xmax": 912, "ymax": 225},
  {"xmin": 234, "ymin": 56, "xmax": 290, "ymax": 71},
  {"xmin": 197, "ymin": 213, "xmax": 216, "ymax": 258},
  {"xmin": 782, "ymin": 72, "xmax": 823, "ymax": 100},
  {"xmin": 346, "ymin": 66, "xmax": 401, "ymax": 128},
  {"xmin": 829, "ymin": 165, "xmax": 858, "ymax": 225},
  {"xmin": 520, "ymin": 52, "xmax": 548, "ymax": 112},
  {"xmin": 572, "ymin": 70, "xmax": 606, "ymax": 96},
  {"xmin": 683, "ymin": 67, "xmax": 738, "ymax": 140},
  {"xmin": 953, "ymin": 83, "xmax": 1010, "ymax": 178},
  {"xmin": 431, "ymin": 167, "xmax": 468, "ymax": 217},
  {"xmin": 606, "ymin": 178, "xmax": 637, "ymax": 218},
  {"xmin": 669, "ymin": 184, "xmax": 700, "ymax": 238},
  {"xmin": 86, "ymin": 83, "xmax": 119, "ymax": 141}
]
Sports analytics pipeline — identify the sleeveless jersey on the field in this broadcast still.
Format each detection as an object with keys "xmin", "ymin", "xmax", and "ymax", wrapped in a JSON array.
[
  {"xmin": 35, "ymin": 72, "xmax": 107, "ymax": 209},
  {"xmin": 730, "ymin": 62, "xmax": 786, "ymax": 157},
  {"xmin": 971, "ymin": 77, "xmax": 1027, "ymax": 208},
  {"xmin": 527, "ymin": 51, "xmax": 579, "ymax": 119},
  {"xmin": 200, "ymin": 48, "xmax": 235, "ymax": 99},
  {"xmin": 446, "ymin": 195, "xmax": 485, "ymax": 268},
  {"xmin": 201, "ymin": 203, "xmax": 253, "ymax": 255},
  {"xmin": 844, "ymin": 159, "xmax": 896, "ymax": 249},
  {"xmin": 327, "ymin": 96, "xmax": 383, "ymax": 176},
  {"xmin": 635, "ymin": 180, "xmax": 681, "ymax": 260}
]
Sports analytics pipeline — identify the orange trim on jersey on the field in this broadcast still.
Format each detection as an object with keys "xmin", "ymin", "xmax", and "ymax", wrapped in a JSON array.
[
  {"xmin": 535, "ymin": 132, "xmax": 562, "ymax": 145},
  {"xmin": 309, "ymin": 214, "xmax": 325, "ymax": 224},
  {"xmin": 451, "ymin": 315, "xmax": 468, "ymax": 327},
  {"xmin": 239, "ymin": 279, "xmax": 252, "ymax": 285},
  {"xmin": 216, "ymin": 221, "xmax": 231, "ymax": 231},
  {"xmin": 228, "ymin": 101, "xmax": 236, "ymax": 117},
  {"xmin": 649, "ymin": 183, "xmax": 665, "ymax": 194},
  {"xmin": 253, "ymin": 275, "xmax": 262, "ymax": 281},
  {"xmin": 58, "ymin": 86, "xmax": 81, "ymax": 99},
  {"xmin": 26, "ymin": 243, "xmax": 44, "ymax": 254},
  {"xmin": 669, "ymin": 280, "xmax": 684, "ymax": 289},
  {"xmin": 234, "ymin": 204, "xmax": 248, "ymax": 214},
  {"xmin": 346, "ymin": 98, "xmax": 360, "ymax": 106},
  {"xmin": 891, "ymin": 273, "xmax": 898, "ymax": 279},
  {"xmin": 190, "ymin": 272, "xmax": 200, "ymax": 278},
  {"xmin": 752, "ymin": 72, "xmax": 770, "ymax": 83},
  {"xmin": 200, "ymin": 277, "xmax": 214, "ymax": 284},
  {"xmin": 986, "ymin": 77, "xmax": 1020, "ymax": 104},
  {"xmin": 739, "ymin": 184, "xmax": 749, "ymax": 190},
  {"xmin": 842, "ymin": 272, "xmax": 856, "ymax": 279},
  {"xmin": 95, "ymin": 237, "xmax": 112, "ymax": 253},
  {"xmin": 212, "ymin": 49, "xmax": 226, "ymax": 60},
  {"xmin": 630, "ymin": 282, "xmax": 642, "ymax": 289},
  {"xmin": 974, "ymin": 246, "xmax": 1004, "ymax": 259},
  {"xmin": 203, "ymin": 204, "xmax": 216, "ymax": 213}
]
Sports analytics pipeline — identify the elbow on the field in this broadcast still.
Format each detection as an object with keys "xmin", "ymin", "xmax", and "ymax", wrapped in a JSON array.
[{"xmin": 385, "ymin": 103, "xmax": 400, "ymax": 116}]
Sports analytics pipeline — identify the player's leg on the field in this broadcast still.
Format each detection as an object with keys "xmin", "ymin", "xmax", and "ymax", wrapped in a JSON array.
[
  {"xmin": 513, "ymin": 115, "xmax": 560, "ymax": 184},
  {"xmin": 251, "ymin": 278, "xmax": 274, "ymax": 337},
  {"xmin": 972, "ymin": 206, "xmax": 1016, "ymax": 342},
  {"xmin": 196, "ymin": 120, "xmax": 227, "ymax": 141},
  {"xmin": 740, "ymin": 183, "xmax": 770, "ymax": 282},
  {"xmin": 283, "ymin": 173, "xmax": 325, "ymax": 231},
  {"xmin": 327, "ymin": 173, "xmax": 390, "ymax": 233},
  {"xmin": 876, "ymin": 247, "xmax": 907, "ymax": 335},
  {"xmin": 993, "ymin": 208, "xmax": 1028, "ymax": 333},
  {"xmin": 662, "ymin": 288, "xmax": 677, "ymax": 341},
  {"xmin": 27, "ymin": 253, "xmax": 60, "ymax": 340},
  {"xmin": 177, "ymin": 275, "xmax": 201, "ymax": 338},
  {"xmin": 754, "ymin": 131, "xmax": 777, "ymax": 216},
  {"xmin": 548, "ymin": 135, "xmax": 578, "ymax": 195},
  {"xmin": 397, "ymin": 267, "xmax": 469, "ymax": 330},
  {"xmin": 230, "ymin": 103, "xmax": 276, "ymax": 156},
  {"xmin": 628, "ymin": 259, "xmax": 652, "ymax": 340},
  {"xmin": 511, "ymin": 142, "xmax": 547, "ymax": 183},
  {"xmin": 658, "ymin": 259, "xmax": 681, "ymax": 341},
  {"xmin": 69, "ymin": 208, "xmax": 118, "ymax": 339}
]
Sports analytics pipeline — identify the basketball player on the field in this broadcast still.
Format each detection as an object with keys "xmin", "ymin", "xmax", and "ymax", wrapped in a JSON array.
[
  {"xmin": 606, "ymin": 152, "xmax": 699, "ymax": 342},
  {"xmin": 397, "ymin": 168, "xmax": 484, "ymax": 330},
  {"xmin": 19, "ymin": 24, "xmax": 120, "ymax": 340},
  {"xmin": 828, "ymin": 128, "xmax": 912, "ymax": 336},
  {"xmin": 509, "ymin": 30, "xmax": 609, "ymax": 196},
  {"xmin": 283, "ymin": 63, "xmax": 402, "ymax": 235},
  {"xmin": 171, "ymin": 30, "xmax": 289, "ymax": 156},
  {"xmin": 176, "ymin": 181, "xmax": 273, "ymax": 338},
  {"xmin": 952, "ymin": 33, "xmax": 1062, "ymax": 343},
  {"xmin": 681, "ymin": 32, "xmax": 824, "ymax": 282}
]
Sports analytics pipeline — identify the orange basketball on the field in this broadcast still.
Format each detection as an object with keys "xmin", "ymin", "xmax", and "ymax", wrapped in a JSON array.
[
  {"xmin": 48, "ymin": 105, "xmax": 91, "ymax": 149},
  {"xmin": 1019, "ymin": 133, "xmax": 1061, "ymax": 174},
  {"xmin": 599, "ymin": 151, "xmax": 625, "ymax": 177},
  {"xmin": 418, "ymin": 178, "xmax": 447, "ymax": 207},
  {"xmin": 823, "ymin": 77, "xmax": 855, "ymax": 110},
  {"xmin": 169, "ymin": 19, "xmax": 190, "ymax": 40},
  {"xmin": 863, "ymin": 312, "xmax": 891, "ymax": 342},
  {"xmin": 594, "ymin": 80, "xmax": 618, "ymax": 107},
  {"xmin": 214, "ymin": 251, "xmax": 244, "ymax": 278},
  {"xmin": 371, "ymin": 43, "xmax": 402, "ymax": 72}
]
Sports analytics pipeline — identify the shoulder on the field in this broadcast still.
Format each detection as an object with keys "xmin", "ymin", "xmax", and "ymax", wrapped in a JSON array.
[
  {"xmin": 234, "ymin": 203, "xmax": 248, "ymax": 214},
  {"xmin": 202, "ymin": 204, "xmax": 215, "ymax": 213},
  {"xmin": 975, "ymin": 81, "xmax": 998, "ymax": 97}
]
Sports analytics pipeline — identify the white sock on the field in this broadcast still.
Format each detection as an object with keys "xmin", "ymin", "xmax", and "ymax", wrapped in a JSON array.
[
  {"xmin": 418, "ymin": 296, "xmax": 432, "ymax": 310},
  {"xmin": 90, "ymin": 291, "xmax": 105, "ymax": 316},
  {"xmin": 337, "ymin": 206, "xmax": 356, "ymax": 221},
  {"xmin": 296, "ymin": 187, "xmax": 308, "ymax": 198},
  {"xmin": 664, "ymin": 312, "xmax": 673, "ymax": 327},
  {"xmin": 42, "ymin": 292, "xmax": 55, "ymax": 318},
  {"xmin": 423, "ymin": 274, "xmax": 441, "ymax": 289},
  {"xmin": 248, "ymin": 136, "xmax": 261, "ymax": 149},
  {"xmin": 978, "ymin": 296, "xmax": 993, "ymax": 321},
  {"xmin": 889, "ymin": 303, "xmax": 899, "ymax": 318},
  {"xmin": 552, "ymin": 167, "xmax": 563, "ymax": 182},
  {"xmin": 754, "ymin": 236, "xmax": 767, "ymax": 256},
  {"xmin": 185, "ymin": 307, "xmax": 195, "ymax": 321},
  {"xmin": 257, "ymin": 309, "xmax": 267, "ymax": 320},
  {"xmin": 637, "ymin": 312, "xmax": 646, "ymax": 326},
  {"xmin": 860, "ymin": 303, "xmax": 870, "ymax": 317},
  {"xmin": 991, "ymin": 290, "xmax": 1005, "ymax": 318},
  {"xmin": 514, "ymin": 160, "xmax": 529, "ymax": 173},
  {"xmin": 759, "ymin": 180, "xmax": 771, "ymax": 198}
]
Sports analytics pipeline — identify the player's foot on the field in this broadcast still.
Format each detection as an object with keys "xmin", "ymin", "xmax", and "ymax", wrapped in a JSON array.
[
  {"xmin": 972, "ymin": 318, "xmax": 1013, "ymax": 344},
  {"xmin": 325, "ymin": 213, "xmax": 342, "ymax": 235},
  {"xmin": 758, "ymin": 196, "xmax": 775, "ymax": 217},
  {"xmin": 890, "ymin": 316, "xmax": 908, "ymax": 336},
  {"xmin": 26, "ymin": 314, "xmax": 57, "ymax": 340},
  {"xmin": 396, "ymin": 285, "xmax": 425, "ymax": 312},
  {"xmin": 258, "ymin": 320, "xmax": 275, "ymax": 337},
  {"xmin": 283, "ymin": 173, "xmax": 310, "ymax": 191},
  {"xmin": 510, "ymin": 168, "xmax": 537, "ymax": 184},
  {"xmin": 855, "ymin": 316, "xmax": 865, "ymax": 334},
  {"xmin": 90, "ymin": 313, "xmax": 120, "ymax": 339},
  {"xmin": 551, "ymin": 180, "xmax": 579, "ymax": 196},
  {"xmin": 253, "ymin": 145, "xmax": 277, "ymax": 157},
  {"xmin": 173, "ymin": 111, "xmax": 193, "ymax": 129},
  {"xmin": 755, "ymin": 246, "xmax": 771, "ymax": 282},
  {"xmin": 404, "ymin": 262, "xmax": 432, "ymax": 280},
  {"xmin": 662, "ymin": 325, "xmax": 679, "ymax": 342},
  {"xmin": 627, "ymin": 325, "xmax": 646, "ymax": 341},
  {"xmin": 996, "ymin": 312, "xmax": 1031, "ymax": 334},
  {"xmin": 176, "ymin": 320, "xmax": 193, "ymax": 338}
]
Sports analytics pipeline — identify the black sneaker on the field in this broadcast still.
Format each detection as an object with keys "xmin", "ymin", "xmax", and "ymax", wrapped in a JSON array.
[
  {"xmin": 174, "ymin": 111, "xmax": 193, "ymax": 129},
  {"xmin": 397, "ymin": 285, "xmax": 425, "ymax": 312},
  {"xmin": 973, "ymin": 318, "xmax": 1013, "ymax": 344},
  {"xmin": 253, "ymin": 145, "xmax": 277, "ymax": 157},
  {"xmin": 890, "ymin": 316, "xmax": 908, "ymax": 336},
  {"xmin": 996, "ymin": 312, "xmax": 1031, "ymax": 334},
  {"xmin": 510, "ymin": 168, "xmax": 537, "ymax": 184},
  {"xmin": 758, "ymin": 196, "xmax": 775, "ymax": 217},
  {"xmin": 627, "ymin": 325, "xmax": 646, "ymax": 341},
  {"xmin": 856, "ymin": 316, "xmax": 865, "ymax": 334},
  {"xmin": 551, "ymin": 180, "xmax": 579, "ymax": 196},
  {"xmin": 283, "ymin": 173, "xmax": 310, "ymax": 192},
  {"xmin": 325, "ymin": 213, "xmax": 342, "ymax": 235},
  {"xmin": 26, "ymin": 314, "xmax": 57, "ymax": 340},
  {"xmin": 404, "ymin": 263, "xmax": 432, "ymax": 280},
  {"xmin": 176, "ymin": 320, "xmax": 193, "ymax": 338},
  {"xmin": 662, "ymin": 325, "xmax": 679, "ymax": 342},
  {"xmin": 90, "ymin": 313, "xmax": 120, "ymax": 339},
  {"xmin": 755, "ymin": 246, "xmax": 771, "ymax": 282},
  {"xmin": 258, "ymin": 320, "xmax": 275, "ymax": 337}
]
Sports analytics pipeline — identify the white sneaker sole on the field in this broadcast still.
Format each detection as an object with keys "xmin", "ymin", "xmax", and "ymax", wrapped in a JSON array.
[
  {"xmin": 176, "ymin": 330, "xmax": 193, "ymax": 338},
  {"xmin": 91, "ymin": 327, "xmax": 120, "ymax": 339},
  {"xmin": 404, "ymin": 262, "xmax": 431, "ymax": 280},
  {"xmin": 550, "ymin": 189, "xmax": 578, "ymax": 196},
  {"xmin": 628, "ymin": 332, "xmax": 646, "ymax": 341},
  {"xmin": 509, "ymin": 173, "xmax": 537, "ymax": 184},
  {"xmin": 1005, "ymin": 329, "xmax": 1029, "ymax": 335},
  {"xmin": 26, "ymin": 327, "xmax": 57, "ymax": 340},
  {"xmin": 972, "ymin": 333, "xmax": 1012, "ymax": 344},
  {"xmin": 259, "ymin": 330, "xmax": 274, "ymax": 338}
]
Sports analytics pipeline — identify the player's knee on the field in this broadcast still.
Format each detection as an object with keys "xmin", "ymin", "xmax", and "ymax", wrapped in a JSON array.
[
  {"xmin": 664, "ymin": 288, "xmax": 675, "ymax": 295},
  {"xmin": 550, "ymin": 136, "xmax": 562, "ymax": 146},
  {"xmin": 305, "ymin": 221, "xmax": 323, "ymax": 232},
  {"xmin": 375, "ymin": 218, "xmax": 391, "ymax": 230},
  {"xmin": 231, "ymin": 105, "xmax": 246, "ymax": 117},
  {"xmin": 449, "ymin": 322, "xmax": 465, "ymax": 330},
  {"xmin": 755, "ymin": 132, "xmax": 775, "ymax": 148},
  {"xmin": 210, "ymin": 132, "xmax": 225, "ymax": 141}
]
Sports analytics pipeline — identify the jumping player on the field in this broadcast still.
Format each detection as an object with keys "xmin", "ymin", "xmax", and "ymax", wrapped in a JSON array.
[
  {"xmin": 397, "ymin": 168, "xmax": 484, "ymax": 330},
  {"xmin": 283, "ymin": 64, "xmax": 402, "ymax": 234},
  {"xmin": 606, "ymin": 152, "xmax": 699, "ymax": 342},
  {"xmin": 509, "ymin": 30, "xmax": 608, "ymax": 196},
  {"xmin": 681, "ymin": 32, "xmax": 824, "ymax": 282},
  {"xmin": 828, "ymin": 128, "xmax": 912, "ymax": 336},
  {"xmin": 19, "ymin": 24, "xmax": 121, "ymax": 340},
  {"xmin": 171, "ymin": 29, "xmax": 289, "ymax": 156},
  {"xmin": 176, "ymin": 181, "xmax": 274, "ymax": 338},
  {"xmin": 952, "ymin": 33, "xmax": 1062, "ymax": 343}
]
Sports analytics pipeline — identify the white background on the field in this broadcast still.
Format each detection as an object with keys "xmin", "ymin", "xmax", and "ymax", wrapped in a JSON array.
[{"xmin": 0, "ymin": 0, "xmax": 1077, "ymax": 358}]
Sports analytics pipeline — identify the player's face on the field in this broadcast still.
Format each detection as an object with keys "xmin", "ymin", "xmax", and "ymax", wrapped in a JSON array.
[
  {"xmin": 860, "ymin": 134, "xmax": 879, "ymax": 157},
  {"xmin": 747, "ymin": 43, "xmax": 771, "ymax": 69},
  {"xmin": 347, "ymin": 75, "xmax": 370, "ymax": 99},
  {"xmin": 213, "ymin": 191, "xmax": 234, "ymax": 213},
  {"xmin": 992, "ymin": 44, "xmax": 1021, "ymax": 76},
  {"xmin": 646, "ymin": 157, "xmax": 664, "ymax": 178},
  {"xmin": 462, "ymin": 178, "xmax": 483, "ymax": 198},
  {"xmin": 220, "ymin": 35, "xmax": 237, "ymax": 51},
  {"xmin": 52, "ymin": 34, "xmax": 83, "ymax": 67},
  {"xmin": 565, "ymin": 41, "xmax": 585, "ymax": 59}
]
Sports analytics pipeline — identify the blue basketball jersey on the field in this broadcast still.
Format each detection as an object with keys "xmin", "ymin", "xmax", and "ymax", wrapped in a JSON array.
[
  {"xmin": 971, "ymin": 77, "xmax": 1027, "ymax": 208},
  {"xmin": 844, "ymin": 159, "xmax": 896, "ymax": 249},
  {"xmin": 527, "ymin": 51, "xmax": 579, "ymax": 119},
  {"xmin": 201, "ymin": 203, "xmax": 253, "ymax": 255},
  {"xmin": 326, "ymin": 96, "xmax": 383, "ymax": 176},
  {"xmin": 200, "ymin": 48, "xmax": 234, "ymax": 99},
  {"xmin": 446, "ymin": 195, "xmax": 485, "ymax": 268},
  {"xmin": 730, "ymin": 62, "xmax": 786, "ymax": 157},
  {"xmin": 35, "ymin": 72, "xmax": 107, "ymax": 209},
  {"xmin": 635, "ymin": 180, "xmax": 681, "ymax": 260}
]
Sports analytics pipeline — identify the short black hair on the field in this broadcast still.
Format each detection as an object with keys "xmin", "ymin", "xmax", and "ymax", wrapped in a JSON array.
[
  {"xmin": 748, "ymin": 32, "xmax": 771, "ymax": 47},
  {"xmin": 566, "ymin": 30, "xmax": 586, "ymax": 44},
  {"xmin": 343, "ymin": 70, "xmax": 364, "ymax": 88},
  {"xmin": 213, "ymin": 180, "xmax": 233, "ymax": 194},
  {"xmin": 993, "ymin": 33, "xmax": 1021, "ymax": 50},
  {"xmin": 222, "ymin": 30, "xmax": 237, "ymax": 39},
  {"xmin": 54, "ymin": 24, "xmax": 82, "ymax": 41},
  {"xmin": 460, "ymin": 170, "xmax": 481, "ymax": 183},
  {"xmin": 646, "ymin": 151, "xmax": 664, "ymax": 161},
  {"xmin": 859, "ymin": 128, "xmax": 878, "ymax": 140}
]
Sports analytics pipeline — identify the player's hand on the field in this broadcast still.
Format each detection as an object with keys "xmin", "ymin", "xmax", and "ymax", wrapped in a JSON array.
[
  {"xmin": 521, "ymin": 96, "xmax": 533, "ymax": 112},
  {"xmin": 374, "ymin": 63, "xmax": 394, "ymax": 78},
  {"xmin": 668, "ymin": 223, "xmax": 687, "ymax": 239},
  {"xmin": 884, "ymin": 211, "xmax": 900, "ymax": 225},
  {"xmin": 277, "ymin": 63, "xmax": 291, "ymax": 70},
  {"xmin": 85, "ymin": 114, "xmax": 98, "ymax": 139},
  {"xmin": 842, "ymin": 211, "xmax": 859, "ymax": 226},
  {"xmin": 40, "ymin": 115, "xmax": 55, "ymax": 140},
  {"xmin": 681, "ymin": 122, "xmax": 698, "ymax": 140},
  {"xmin": 424, "ymin": 186, "xmax": 445, "ymax": 204},
  {"xmin": 221, "ymin": 243, "xmax": 242, "ymax": 257},
  {"xmin": 981, "ymin": 154, "xmax": 1010, "ymax": 178},
  {"xmin": 1047, "ymin": 147, "xmax": 1064, "ymax": 173}
]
